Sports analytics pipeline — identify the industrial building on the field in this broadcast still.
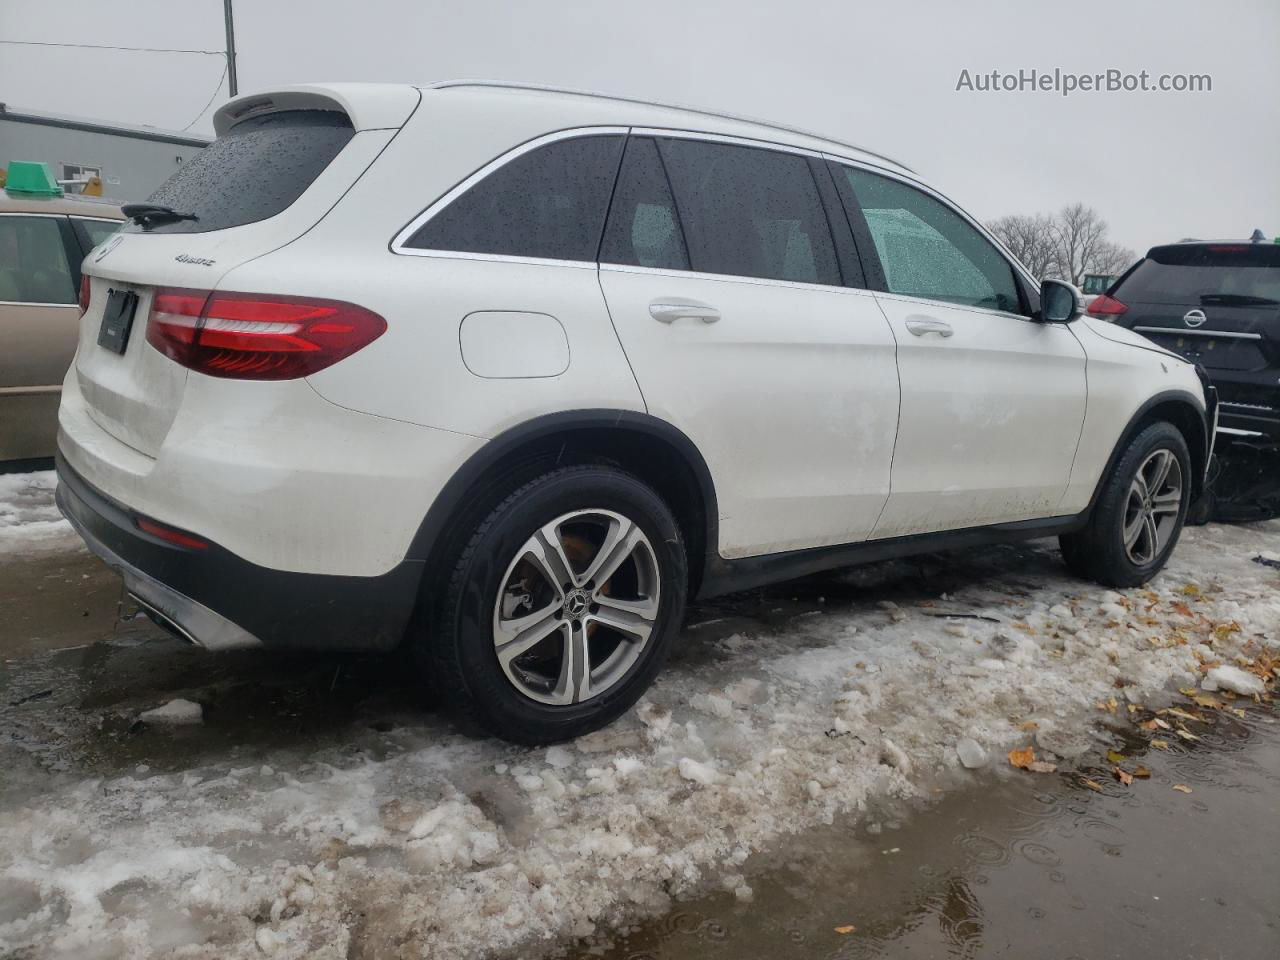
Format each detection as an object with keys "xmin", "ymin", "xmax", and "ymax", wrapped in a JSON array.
[{"xmin": 0, "ymin": 104, "xmax": 208, "ymax": 202}]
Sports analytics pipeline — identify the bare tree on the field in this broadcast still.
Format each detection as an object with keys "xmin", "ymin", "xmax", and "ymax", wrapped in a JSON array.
[
  {"xmin": 1052, "ymin": 203, "xmax": 1111, "ymax": 286},
  {"xmin": 988, "ymin": 213, "xmax": 1058, "ymax": 279},
  {"xmin": 1091, "ymin": 239, "xmax": 1138, "ymax": 278},
  {"xmin": 987, "ymin": 204, "xmax": 1137, "ymax": 284}
]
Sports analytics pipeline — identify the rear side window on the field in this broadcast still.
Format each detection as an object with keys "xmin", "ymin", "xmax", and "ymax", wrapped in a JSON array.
[
  {"xmin": 0, "ymin": 216, "xmax": 74, "ymax": 303},
  {"xmin": 600, "ymin": 137, "xmax": 689, "ymax": 271},
  {"xmin": 656, "ymin": 139, "xmax": 840, "ymax": 285},
  {"xmin": 841, "ymin": 167, "xmax": 1022, "ymax": 313},
  {"xmin": 126, "ymin": 110, "xmax": 355, "ymax": 234},
  {"xmin": 1115, "ymin": 244, "xmax": 1280, "ymax": 305},
  {"xmin": 71, "ymin": 217, "xmax": 120, "ymax": 254},
  {"xmin": 406, "ymin": 135, "xmax": 625, "ymax": 262}
]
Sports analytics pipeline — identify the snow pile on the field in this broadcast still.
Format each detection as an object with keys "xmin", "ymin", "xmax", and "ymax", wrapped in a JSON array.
[
  {"xmin": 0, "ymin": 471, "xmax": 78, "ymax": 556},
  {"xmin": 0, "ymin": 520, "xmax": 1276, "ymax": 959},
  {"xmin": 139, "ymin": 699, "xmax": 204, "ymax": 726}
]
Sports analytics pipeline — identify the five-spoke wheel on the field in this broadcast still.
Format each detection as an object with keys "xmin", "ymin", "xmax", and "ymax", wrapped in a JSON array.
[{"xmin": 494, "ymin": 510, "xmax": 660, "ymax": 705}]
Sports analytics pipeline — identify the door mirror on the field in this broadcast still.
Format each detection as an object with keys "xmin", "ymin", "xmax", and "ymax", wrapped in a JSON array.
[{"xmin": 1039, "ymin": 279, "xmax": 1081, "ymax": 323}]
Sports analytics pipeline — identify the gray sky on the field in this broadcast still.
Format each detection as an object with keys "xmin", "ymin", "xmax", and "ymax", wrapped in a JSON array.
[{"xmin": 3, "ymin": 0, "xmax": 1277, "ymax": 252}]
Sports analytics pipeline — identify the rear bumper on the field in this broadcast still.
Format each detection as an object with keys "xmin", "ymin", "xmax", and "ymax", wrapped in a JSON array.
[{"xmin": 55, "ymin": 453, "xmax": 424, "ymax": 651}]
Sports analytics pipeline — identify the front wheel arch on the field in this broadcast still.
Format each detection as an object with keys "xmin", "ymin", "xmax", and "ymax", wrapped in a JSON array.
[{"xmin": 1086, "ymin": 392, "xmax": 1207, "ymax": 517}]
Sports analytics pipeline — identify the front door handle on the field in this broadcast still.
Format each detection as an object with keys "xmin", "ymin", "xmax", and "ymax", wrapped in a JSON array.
[
  {"xmin": 649, "ymin": 300, "xmax": 721, "ymax": 324},
  {"xmin": 905, "ymin": 317, "xmax": 953, "ymax": 338}
]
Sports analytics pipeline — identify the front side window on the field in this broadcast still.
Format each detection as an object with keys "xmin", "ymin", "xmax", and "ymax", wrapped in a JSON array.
[
  {"xmin": 656, "ymin": 139, "xmax": 840, "ymax": 285},
  {"xmin": 0, "ymin": 216, "xmax": 74, "ymax": 304},
  {"xmin": 842, "ymin": 167, "xmax": 1022, "ymax": 313},
  {"xmin": 406, "ymin": 135, "xmax": 625, "ymax": 262}
]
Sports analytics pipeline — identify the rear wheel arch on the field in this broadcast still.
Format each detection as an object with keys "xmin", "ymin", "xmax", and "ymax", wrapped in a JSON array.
[{"xmin": 407, "ymin": 411, "xmax": 718, "ymax": 602}]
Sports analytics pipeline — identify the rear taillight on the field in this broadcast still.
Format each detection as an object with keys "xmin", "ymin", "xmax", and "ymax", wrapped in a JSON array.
[
  {"xmin": 146, "ymin": 289, "xmax": 386, "ymax": 380},
  {"xmin": 79, "ymin": 275, "xmax": 90, "ymax": 314},
  {"xmin": 1086, "ymin": 293, "xmax": 1128, "ymax": 318}
]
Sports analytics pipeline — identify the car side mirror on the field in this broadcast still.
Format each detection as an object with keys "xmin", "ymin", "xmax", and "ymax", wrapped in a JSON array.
[{"xmin": 1039, "ymin": 279, "xmax": 1082, "ymax": 323}]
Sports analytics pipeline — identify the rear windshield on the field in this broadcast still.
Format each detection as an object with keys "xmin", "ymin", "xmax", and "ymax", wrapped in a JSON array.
[
  {"xmin": 1115, "ymin": 244, "xmax": 1280, "ymax": 305},
  {"xmin": 123, "ymin": 110, "xmax": 354, "ymax": 234}
]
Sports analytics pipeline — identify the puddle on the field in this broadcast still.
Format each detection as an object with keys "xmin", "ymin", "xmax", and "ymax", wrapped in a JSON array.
[{"xmin": 571, "ymin": 703, "xmax": 1280, "ymax": 960}]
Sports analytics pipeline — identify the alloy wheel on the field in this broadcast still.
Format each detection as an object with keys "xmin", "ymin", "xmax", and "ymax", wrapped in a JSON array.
[
  {"xmin": 1122, "ymin": 448, "xmax": 1183, "ymax": 565},
  {"xmin": 492, "ymin": 509, "xmax": 660, "ymax": 705}
]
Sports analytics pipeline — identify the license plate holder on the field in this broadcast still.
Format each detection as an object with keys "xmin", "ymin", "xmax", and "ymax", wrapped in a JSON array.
[{"xmin": 97, "ymin": 288, "xmax": 139, "ymax": 355}]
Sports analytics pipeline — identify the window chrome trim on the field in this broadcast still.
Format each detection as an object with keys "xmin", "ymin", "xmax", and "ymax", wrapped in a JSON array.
[
  {"xmin": 870, "ymin": 289, "xmax": 1036, "ymax": 324},
  {"xmin": 1134, "ymin": 326, "xmax": 1262, "ymax": 341},
  {"xmin": 598, "ymin": 261, "xmax": 880, "ymax": 299},
  {"xmin": 0, "ymin": 300, "xmax": 78, "ymax": 308},
  {"xmin": 390, "ymin": 125, "xmax": 629, "ymax": 266},
  {"xmin": 0, "ymin": 211, "xmax": 70, "ymax": 220},
  {"xmin": 388, "ymin": 122, "xmax": 1030, "ymax": 302}
]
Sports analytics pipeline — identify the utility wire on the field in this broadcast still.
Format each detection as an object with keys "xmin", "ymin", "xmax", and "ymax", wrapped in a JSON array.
[
  {"xmin": 0, "ymin": 39, "xmax": 223, "ymax": 55},
  {"xmin": 179, "ymin": 59, "xmax": 231, "ymax": 132}
]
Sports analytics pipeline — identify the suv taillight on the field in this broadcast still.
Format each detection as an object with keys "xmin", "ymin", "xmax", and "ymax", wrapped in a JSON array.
[
  {"xmin": 146, "ymin": 289, "xmax": 386, "ymax": 380},
  {"xmin": 1086, "ymin": 293, "xmax": 1128, "ymax": 318},
  {"xmin": 79, "ymin": 276, "xmax": 90, "ymax": 314}
]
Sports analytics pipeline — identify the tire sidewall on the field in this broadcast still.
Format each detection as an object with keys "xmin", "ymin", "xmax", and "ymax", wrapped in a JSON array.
[{"xmin": 444, "ymin": 468, "xmax": 686, "ymax": 741}]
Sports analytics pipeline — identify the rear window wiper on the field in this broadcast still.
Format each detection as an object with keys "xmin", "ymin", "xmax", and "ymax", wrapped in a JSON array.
[
  {"xmin": 1199, "ymin": 293, "xmax": 1280, "ymax": 307},
  {"xmin": 121, "ymin": 202, "xmax": 200, "ymax": 225}
]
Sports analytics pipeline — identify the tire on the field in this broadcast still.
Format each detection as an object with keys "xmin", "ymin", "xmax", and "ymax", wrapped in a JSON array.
[
  {"xmin": 426, "ymin": 465, "xmax": 687, "ymax": 744},
  {"xmin": 1059, "ymin": 421, "xmax": 1191, "ymax": 588}
]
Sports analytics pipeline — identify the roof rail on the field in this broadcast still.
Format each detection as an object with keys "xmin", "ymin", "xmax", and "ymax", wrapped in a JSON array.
[{"xmin": 426, "ymin": 79, "xmax": 915, "ymax": 173}]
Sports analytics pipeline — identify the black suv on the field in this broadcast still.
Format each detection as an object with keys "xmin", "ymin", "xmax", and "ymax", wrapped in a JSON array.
[
  {"xmin": 1089, "ymin": 238, "xmax": 1280, "ymax": 441},
  {"xmin": 1088, "ymin": 237, "xmax": 1280, "ymax": 519}
]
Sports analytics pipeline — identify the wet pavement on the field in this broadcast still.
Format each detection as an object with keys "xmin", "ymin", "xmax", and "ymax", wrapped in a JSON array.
[
  {"xmin": 570, "ymin": 701, "xmax": 1280, "ymax": 960},
  {"xmin": 1, "ymin": 524, "xmax": 1277, "ymax": 959}
]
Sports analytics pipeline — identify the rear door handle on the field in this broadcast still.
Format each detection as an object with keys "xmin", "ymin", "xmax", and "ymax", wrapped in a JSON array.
[
  {"xmin": 905, "ymin": 317, "xmax": 953, "ymax": 338},
  {"xmin": 649, "ymin": 300, "xmax": 721, "ymax": 324}
]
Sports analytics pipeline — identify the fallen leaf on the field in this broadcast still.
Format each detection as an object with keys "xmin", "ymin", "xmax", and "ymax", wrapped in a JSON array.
[
  {"xmin": 1175, "ymin": 728, "xmax": 1201, "ymax": 742},
  {"xmin": 1192, "ymin": 694, "xmax": 1220, "ymax": 709},
  {"xmin": 1106, "ymin": 749, "xmax": 1126, "ymax": 765},
  {"xmin": 1172, "ymin": 601, "xmax": 1194, "ymax": 617},
  {"xmin": 1138, "ymin": 719, "xmax": 1160, "ymax": 731},
  {"xmin": 1166, "ymin": 708, "xmax": 1201, "ymax": 723},
  {"xmin": 1115, "ymin": 767, "xmax": 1134, "ymax": 786},
  {"xmin": 1178, "ymin": 687, "xmax": 1197, "ymax": 697},
  {"xmin": 1008, "ymin": 746, "xmax": 1036, "ymax": 770},
  {"xmin": 1081, "ymin": 778, "xmax": 1104, "ymax": 792},
  {"xmin": 834, "ymin": 925, "xmax": 856, "ymax": 935},
  {"xmin": 1154, "ymin": 718, "xmax": 1171, "ymax": 730},
  {"xmin": 1133, "ymin": 765, "xmax": 1151, "ymax": 779},
  {"xmin": 1214, "ymin": 621, "xmax": 1242, "ymax": 641},
  {"xmin": 1172, "ymin": 784, "xmax": 1193, "ymax": 794},
  {"xmin": 1020, "ymin": 720, "xmax": 1039, "ymax": 731},
  {"xmin": 1027, "ymin": 761, "xmax": 1057, "ymax": 774},
  {"xmin": 1181, "ymin": 584, "xmax": 1200, "ymax": 596},
  {"xmin": 1150, "ymin": 739, "xmax": 1170, "ymax": 750}
]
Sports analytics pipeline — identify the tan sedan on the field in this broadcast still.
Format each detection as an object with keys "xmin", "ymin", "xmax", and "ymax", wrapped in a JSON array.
[{"xmin": 0, "ymin": 193, "xmax": 123, "ymax": 464}]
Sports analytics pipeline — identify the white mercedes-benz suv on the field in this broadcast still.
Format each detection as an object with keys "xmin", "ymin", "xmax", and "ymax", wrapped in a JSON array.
[{"xmin": 58, "ymin": 81, "xmax": 1215, "ymax": 743}]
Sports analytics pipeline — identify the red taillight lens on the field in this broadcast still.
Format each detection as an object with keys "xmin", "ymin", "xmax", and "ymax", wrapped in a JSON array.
[
  {"xmin": 79, "ymin": 275, "xmax": 91, "ymax": 314},
  {"xmin": 1086, "ymin": 293, "xmax": 1128, "ymax": 317},
  {"xmin": 146, "ymin": 289, "xmax": 386, "ymax": 380}
]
